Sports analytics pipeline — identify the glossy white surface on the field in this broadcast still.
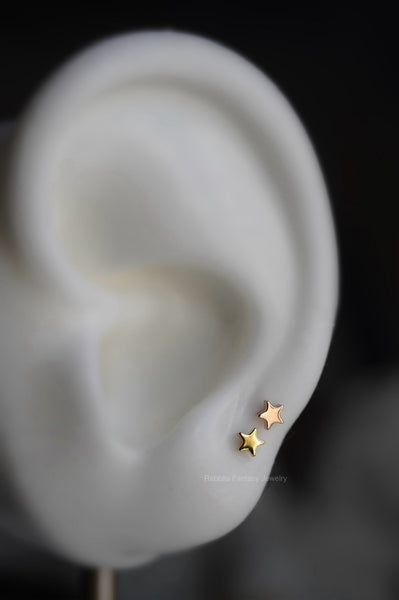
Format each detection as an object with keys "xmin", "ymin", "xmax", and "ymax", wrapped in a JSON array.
[{"xmin": 0, "ymin": 31, "xmax": 338, "ymax": 566}]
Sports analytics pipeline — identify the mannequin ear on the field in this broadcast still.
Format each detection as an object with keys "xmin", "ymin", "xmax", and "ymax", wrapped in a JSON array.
[{"xmin": 1, "ymin": 31, "xmax": 338, "ymax": 567}]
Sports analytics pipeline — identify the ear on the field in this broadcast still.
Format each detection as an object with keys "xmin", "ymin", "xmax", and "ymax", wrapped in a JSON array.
[{"xmin": 1, "ymin": 31, "xmax": 338, "ymax": 567}]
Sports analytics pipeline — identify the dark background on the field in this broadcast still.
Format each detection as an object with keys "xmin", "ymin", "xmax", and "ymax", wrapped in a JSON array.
[{"xmin": 1, "ymin": 3, "xmax": 398, "ymax": 598}]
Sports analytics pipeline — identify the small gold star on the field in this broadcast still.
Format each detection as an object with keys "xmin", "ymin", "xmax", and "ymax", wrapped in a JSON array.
[
  {"xmin": 238, "ymin": 428, "xmax": 265, "ymax": 456},
  {"xmin": 258, "ymin": 401, "xmax": 284, "ymax": 430}
]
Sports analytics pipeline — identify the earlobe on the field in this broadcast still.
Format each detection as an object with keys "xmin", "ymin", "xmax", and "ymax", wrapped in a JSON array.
[{"xmin": 0, "ymin": 31, "xmax": 338, "ymax": 567}]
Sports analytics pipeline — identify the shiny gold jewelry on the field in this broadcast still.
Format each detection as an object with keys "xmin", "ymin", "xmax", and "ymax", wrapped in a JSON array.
[
  {"xmin": 258, "ymin": 401, "xmax": 284, "ymax": 430},
  {"xmin": 238, "ymin": 428, "xmax": 265, "ymax": 456}
]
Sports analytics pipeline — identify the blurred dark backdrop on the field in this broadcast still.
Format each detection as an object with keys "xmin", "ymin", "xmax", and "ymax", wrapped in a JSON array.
[{"xmin": 0, "ymin": 2, "xmax": 398, "ymax": 599}]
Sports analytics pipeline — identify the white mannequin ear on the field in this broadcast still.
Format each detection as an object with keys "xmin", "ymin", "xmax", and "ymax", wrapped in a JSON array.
[{"xmin": 0, "ymin": 31, "xmax": 338, "ymax": 567}]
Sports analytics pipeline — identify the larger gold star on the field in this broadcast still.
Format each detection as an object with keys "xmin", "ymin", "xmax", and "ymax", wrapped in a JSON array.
[
  {"xmin": 258, "ymin": 401, "xmax": 284, "ymax": 430},
  {"xmin": 238, "ymin": 428, "xmax": 265, "ymax": 456}
]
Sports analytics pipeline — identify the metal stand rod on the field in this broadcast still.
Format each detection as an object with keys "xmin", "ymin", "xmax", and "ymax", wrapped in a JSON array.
[{"xmin": 80, "ymin": 568, "xmax": 116, "ymax": 600}]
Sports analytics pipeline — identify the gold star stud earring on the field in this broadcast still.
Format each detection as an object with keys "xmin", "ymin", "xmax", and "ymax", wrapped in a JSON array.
[
  {"xmin": 238, "ymin": 428, "xmax": 265, "ymax": 456},
  {"xmin": 258, "ymin": 401, "xmax": 284, "ymax": 430}
]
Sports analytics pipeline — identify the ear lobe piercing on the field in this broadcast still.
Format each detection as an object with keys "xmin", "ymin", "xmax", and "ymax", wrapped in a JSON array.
[
  {"xmin": 258, "ymin": 401, "xmax": 284, "ymax": 430},
  {"xmin": 237, "ymin": 402, "xmax": 284, "ymax": 456},
  {"xmin": 238, "ymin": 428, "xmax": 265, "ymax": 456}
]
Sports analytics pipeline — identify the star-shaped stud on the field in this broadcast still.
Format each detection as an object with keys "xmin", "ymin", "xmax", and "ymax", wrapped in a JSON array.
[
  {"xmin": 258, "ymin": 401, "xmax": 284, "ymax": 430},
  {"xmin": 238, "ymin": 428, "xmax": 265, "ymax": 456}
]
